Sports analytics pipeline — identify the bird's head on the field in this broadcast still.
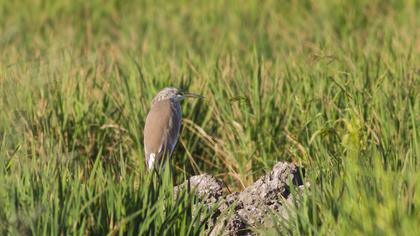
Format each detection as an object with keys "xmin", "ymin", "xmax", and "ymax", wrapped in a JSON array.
[{"xmin": 152, "ymin": 87, "xmax": 203, "ymax": 104}]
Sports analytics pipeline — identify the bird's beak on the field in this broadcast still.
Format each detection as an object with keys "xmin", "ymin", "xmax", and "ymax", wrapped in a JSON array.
[{"xmin": 183, "ymin": 92, "xmax": 204, "ymax": 99}]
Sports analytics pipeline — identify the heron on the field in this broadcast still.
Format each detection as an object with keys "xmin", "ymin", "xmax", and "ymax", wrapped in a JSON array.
[{"xmin": 143, "ymin": 87, "xmax": 203, "ymax": 172}]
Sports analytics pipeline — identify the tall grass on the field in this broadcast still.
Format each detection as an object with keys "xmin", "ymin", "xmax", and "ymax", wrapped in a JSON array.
[{"xmin": 0, "ymin": 0, "xmax": 419, "ymax": 234}]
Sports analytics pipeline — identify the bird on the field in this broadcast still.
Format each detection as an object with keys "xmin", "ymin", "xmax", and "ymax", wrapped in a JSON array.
[{"xmin": 143, "ymin": 87, "xmax": 203, "ymax": 172}]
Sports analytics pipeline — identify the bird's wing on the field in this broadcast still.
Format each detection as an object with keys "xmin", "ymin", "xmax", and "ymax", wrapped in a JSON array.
[{"xmin": 143, "ymin": 100, "xmax": 181, "ymax": 169}]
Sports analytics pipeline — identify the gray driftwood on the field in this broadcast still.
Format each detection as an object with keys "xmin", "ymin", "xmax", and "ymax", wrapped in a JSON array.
[{"xmin": 175, "ymin": 162, "xmax": 308, "ymax": 235}]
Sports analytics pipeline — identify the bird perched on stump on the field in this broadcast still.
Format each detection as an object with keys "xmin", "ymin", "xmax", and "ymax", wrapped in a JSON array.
[{"xmin": 143, "ymin": 87, "xmax": 203, "ymax": 172}]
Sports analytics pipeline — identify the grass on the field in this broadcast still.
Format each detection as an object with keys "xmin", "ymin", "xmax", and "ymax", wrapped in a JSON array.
[{"xmin": 0, "ymin": 0, "xmax": 419, "ymax": 235}]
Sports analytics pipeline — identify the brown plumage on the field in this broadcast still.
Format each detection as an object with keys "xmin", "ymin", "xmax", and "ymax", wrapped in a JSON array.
[
  {"xmin": 143, "ymin": 87, "xmax": 203, "ymax": 171},
  {"xmin": 144, "ymin": 99, "xmax": 181, "ymax": 170}
]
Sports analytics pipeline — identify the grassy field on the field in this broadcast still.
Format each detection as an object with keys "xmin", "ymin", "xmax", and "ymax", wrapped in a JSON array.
[{"xmin": 1, "ymin": 0, "xmax": 419, "ymax": 235}]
